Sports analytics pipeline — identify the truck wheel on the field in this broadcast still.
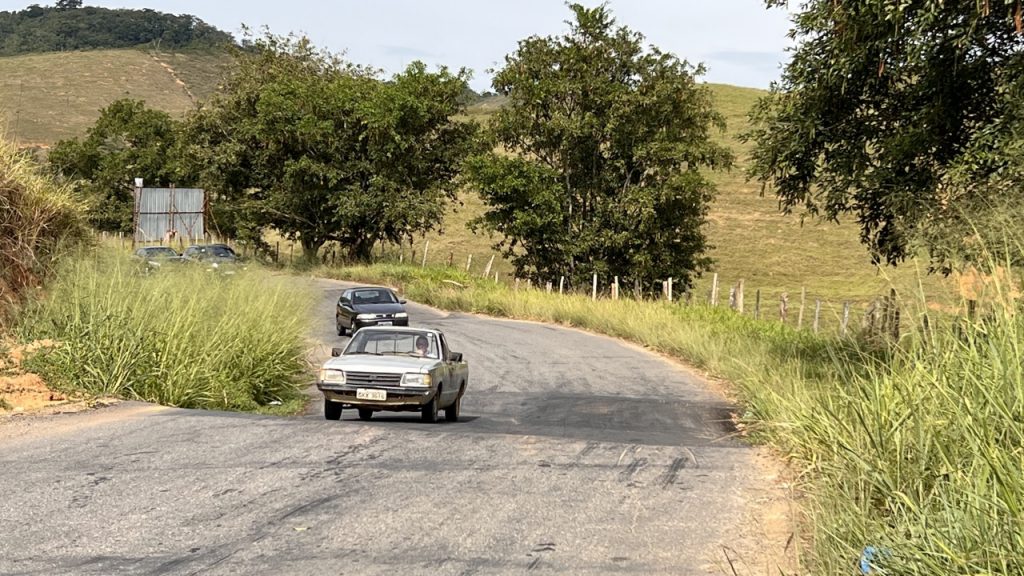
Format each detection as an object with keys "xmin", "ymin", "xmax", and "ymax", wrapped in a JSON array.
[
  {"xmin": 444, "ymin": 384, "xmax": 463, "ymax": 422},
  {"xmin": 336, "ymin": 317, "xmax": 346, "ymax": 336},
  {"xmin": 358, "ymin": 408, "xmax": 373, "ymax": 421},
  {"xmin": 421, "ymin": 389, "xmax": 439, "ymax": 423},
  {"xmin": 324, "ymin": 399, "xmax": 342, "ymax": 421}
]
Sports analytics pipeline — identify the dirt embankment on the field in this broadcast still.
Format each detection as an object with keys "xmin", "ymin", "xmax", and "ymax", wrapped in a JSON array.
[{"xmin": 1, "ymin": 340, "xmax": 89, "ymax": 414}]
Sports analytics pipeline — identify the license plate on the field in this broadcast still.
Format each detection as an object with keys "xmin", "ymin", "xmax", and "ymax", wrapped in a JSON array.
[
  {"xmin": 378, "ymin": 321, "xmax": 393, "ymax": 326},
  {"xmin": 356, "ymin": 388, "xmax": 386, "ymax": 401}
]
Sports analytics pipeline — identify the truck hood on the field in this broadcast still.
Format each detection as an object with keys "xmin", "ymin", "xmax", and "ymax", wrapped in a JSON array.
[{"xmin": 322, "ymin": 355, "xmax": 439, "ymax": 374}]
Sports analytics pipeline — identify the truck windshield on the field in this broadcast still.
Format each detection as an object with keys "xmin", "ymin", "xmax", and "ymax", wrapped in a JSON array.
[{"xmin": 345, "ymin": 331, "xmax": 438, "ymax": 359}]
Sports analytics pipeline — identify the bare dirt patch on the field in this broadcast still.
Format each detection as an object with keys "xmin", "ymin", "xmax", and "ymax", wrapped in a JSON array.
[{"xmin": 0, "ymin": 339, "xmax": 95, "ymax": 414}]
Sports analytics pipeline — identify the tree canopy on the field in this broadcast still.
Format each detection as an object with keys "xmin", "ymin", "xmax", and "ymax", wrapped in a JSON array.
[
  {"xmin": 48, "ymin": 99, "xmax": 181, "ymax": 233},
  {"xmin": 0, "ymin": 4, "xmax": 232, "ymax": 55},
  {"xmin": 183, "ymin": 33, "xmax": 478, "ymax": 261},
  {"xmin": 465, "ymin": 4, "xmax": 732, "ymax": 290},
  {"xmin": 746, "ymin": 0, "xmax": 1024, "ymax": 269}
]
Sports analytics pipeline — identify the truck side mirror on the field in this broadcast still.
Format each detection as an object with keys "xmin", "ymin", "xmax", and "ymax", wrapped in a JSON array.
[
  {"xmin": 449, "ymin": 351, "xmax": 463, "ymax": 363},
  {"xmin": 330, "ymin": 347, "xmax": 344, "ymax": 357}
]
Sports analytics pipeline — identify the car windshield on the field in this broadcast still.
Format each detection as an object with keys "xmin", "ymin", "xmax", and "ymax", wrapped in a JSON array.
[
  {"xmin": 142, "ymin": 247, "xmax": 178, "ymax": 258},
  {"xmin": 344, "ymin": 331, "xmax": 438, "ymax": 359},
  {"xmin": 208, "ymin": 246, "xmax": 236, "ymax": 257},
  {"xmin": 350, "ymin": 289, "xmax": 397, "ymax": 305}
]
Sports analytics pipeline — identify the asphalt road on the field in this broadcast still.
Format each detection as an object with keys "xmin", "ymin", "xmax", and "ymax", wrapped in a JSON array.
[{"xmin": 0, "ymin": 279, "xmax": 787, "ymax": 575}]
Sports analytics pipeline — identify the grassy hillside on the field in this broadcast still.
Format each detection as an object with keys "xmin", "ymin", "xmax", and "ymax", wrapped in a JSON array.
[
  {"xmin": 0, "ymin": 47, "xmax": 959, "ymax": 312},
  {"xmin": 0, "ymin": 48, "xmax": 230, "ymax": 145},
  {"xmin": 435, "ymin": 84, "xmax": 959, "ymax": 316}
]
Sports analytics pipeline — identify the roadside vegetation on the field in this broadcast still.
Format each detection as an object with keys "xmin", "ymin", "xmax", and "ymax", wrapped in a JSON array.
[
  {"xmin": 0, "ymin": 137, "xmax": 87, "ymax": 327},
  {"xmin": 17, "ymin": 253, "xmax": 313, "ymax": 414},
  {"xmin": 320, "ymin": 260, "xmax": 1022, "ymax": 574}
]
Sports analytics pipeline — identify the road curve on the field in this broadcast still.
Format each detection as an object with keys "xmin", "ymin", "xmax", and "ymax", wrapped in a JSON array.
[{"xmin": 0, "ymin": 279, "xmax": 788, "ymax": 575}]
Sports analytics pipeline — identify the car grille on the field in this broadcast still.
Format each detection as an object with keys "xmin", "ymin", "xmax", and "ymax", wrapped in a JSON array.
[{"xmin": 345, "ymin": 372, "xmax": 403, "ymax": 386}]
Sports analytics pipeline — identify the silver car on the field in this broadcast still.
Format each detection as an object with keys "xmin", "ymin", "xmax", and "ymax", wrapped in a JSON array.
[{"xmin": 316, "ymin": 327, "xmax": 469, "ymax": 423}]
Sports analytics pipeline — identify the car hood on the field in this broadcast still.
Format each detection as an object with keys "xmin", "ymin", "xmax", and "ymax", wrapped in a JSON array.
[
  {"xmin": 323, "ymin": 355, "xmax": 438, "ymax": 374},
  {"xmin": 351, "ymin": 303, "xmax": 405, "ymax": 314}
]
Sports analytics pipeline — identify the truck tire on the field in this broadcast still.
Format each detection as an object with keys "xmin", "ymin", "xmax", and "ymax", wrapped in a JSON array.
[
  {"xmin": 324, "ymin": 399, "xmax": 342, "ymax": 420},
  {"xmin": 421, "ymin": 388, "xmax": 439, "ymax": 423},
  {"xmin": 444, "ymin": 384, "xmax": 463, "ymax": 422},
  {"xmin": 358, "ymin": 408, "xmax": 373, "ymax": 421}
]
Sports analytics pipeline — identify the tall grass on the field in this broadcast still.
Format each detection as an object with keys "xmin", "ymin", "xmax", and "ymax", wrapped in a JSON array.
[
  {"xmin": 0, "ymin": 136, "xmax": 88, "ymax": 326},
  {"xmin": 322, "ymin": 262, "xmax": 1023, "ymax": 574},
  {"xmin": 19, "ymin": 252, "xmax": 313, "ymax": 413}
]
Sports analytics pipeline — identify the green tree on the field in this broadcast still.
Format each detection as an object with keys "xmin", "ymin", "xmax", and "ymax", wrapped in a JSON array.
[
  {"xmin": 465, "ymin": 4, "xmax": 732, "ymax": 291},
  {"xmin": 54, "ymin": 0, "xmax": 82, "ymax": 10},
  {"xmin": 49, "ymin": 99, "xmax": 181, "ymax": 233},
  {"xmin": 746, "ymin": 0, "xmax": 1024, "ymax": 269},
  {"xmin": 183, "ymin": 33, "xmax": 477, "ymax": 262}
]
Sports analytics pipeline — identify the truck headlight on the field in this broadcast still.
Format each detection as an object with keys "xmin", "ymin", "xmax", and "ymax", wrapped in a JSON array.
[
  {"xmin": 395, "ymin": 312, "xmax": 408, "ymax": 318},
  {"xmin": 319, "ymin": 369, "xmax": 346, "ymax": 384},
  {"xmin": 356, "ymin": 313, "xmax": 376, "ymax": 320},
  {"xmin": 401, "ymin": 373, "xmax": 431, "ymax": 387}
]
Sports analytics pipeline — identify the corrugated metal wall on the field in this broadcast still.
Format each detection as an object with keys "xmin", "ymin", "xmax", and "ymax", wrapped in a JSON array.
[{"xmin": 134, "ymin": 188, "xmax": 205, "ymax": 242}]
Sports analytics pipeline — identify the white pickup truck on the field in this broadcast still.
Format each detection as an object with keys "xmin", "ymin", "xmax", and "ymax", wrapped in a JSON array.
[{"xmin": 316, "ymin": 326, "xmax": 469, "ymax": 423}]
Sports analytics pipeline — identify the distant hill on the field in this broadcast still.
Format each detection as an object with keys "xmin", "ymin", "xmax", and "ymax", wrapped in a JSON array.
[
  {"xmin": 0, "ymin": 48, "xmax": 232, "ymax": 145},
  {"xmin": 0, "ymin": 4, "xmax": 233, "ymax": 56}
]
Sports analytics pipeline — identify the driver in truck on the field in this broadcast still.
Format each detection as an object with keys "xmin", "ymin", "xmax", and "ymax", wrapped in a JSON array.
[{"xmin": 413, "ymin": 335, "xmax": 430, "ymax": 357}]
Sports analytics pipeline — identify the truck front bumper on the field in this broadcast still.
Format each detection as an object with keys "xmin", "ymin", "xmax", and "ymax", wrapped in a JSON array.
[{"xmin": 317, "ymin": 382, "xmax": 435, "ymax": 410}]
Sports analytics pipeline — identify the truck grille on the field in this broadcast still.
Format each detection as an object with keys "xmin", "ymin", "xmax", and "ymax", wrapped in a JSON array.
[{"xmin": 345, "ymin": 372, "xmax": 403, "ymax": 386}]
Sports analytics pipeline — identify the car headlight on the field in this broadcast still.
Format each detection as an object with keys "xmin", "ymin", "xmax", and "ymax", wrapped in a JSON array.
[
  {"xmin": 395, "ymin": 312, "xmax": 408, "ymax": 318},
  {"xmin": 401, "ymin": 373, "xmax": 431, "ymax": 387},
  {"xmin": 356, "ymin": 313, "xmax": 376, "ymax": 320},
  {"xmin": 319, "ymin": 368, "xmax": 346, "ymax": 384}
]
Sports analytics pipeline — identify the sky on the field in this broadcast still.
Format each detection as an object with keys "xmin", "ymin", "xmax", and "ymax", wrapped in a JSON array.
[{"xmin": 0, "ymin": 1, "xmax": 796, "ymax": 92}]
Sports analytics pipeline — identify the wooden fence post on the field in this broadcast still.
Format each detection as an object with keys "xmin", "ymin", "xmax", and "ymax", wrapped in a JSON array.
[
  {"xmin": 546, "ymin": 282, "xmax": 552, "ymax": 293},
  {"xmin": 494, "ymin": 271, "xmax": 499, "ymax": 284},
  {"xmin": 559, "ymin": 276, "xmax": 565, "ymax": 294},
  {"xmin": 483, "ymin": 255, "xmax": 494, "ymax": 278},
  {"xmin": 754, "ymin": 289, "xmax": 761, "ymax": 320},
  {"xmin": 797, "ymin": 287, "xmax": 806, "ymax": 329},
  {"xmin": 728, "ymin": 287, "xmax": 736, "ymax": 309},
  {"xmin": 466, "ymin": 254, "xmax": 473, "ymax": 272},
  {"xmin": 813, "ymin": 299, "xmax": 821, "ymax": 333},
  {"xmin": 662, "ymin": 280, "xmax": 668, "ymax": 300},
  {"xmin": 447, "ymin": 252, "xmax": 454, "ymax": 267},
  {"xmin": 592, "ymin": 273, "xmax": 598, "ymax": 301},
  {"xmin": 421, "ymin": 241, "xmax": 429, "ymax": 267},
  {"xmin": 779, "ymin": 292, "xmax": 789, "ymax": 323},
  {"xmin": 667, "ymin": 277, "xmax": 673, "ymax": 302},
  {"xmin": 710, "ymin": 273, "xmax": 719, "ymax": 306},
  {"xmin": 736, "ymin": 280, "xmax": 744, "ymax": 313},
  {"xmin": 526, "ymin": 279, "xmax": 532, "ymax": 290},
  {"xmin": 841, "ymin": 301, "xmax": 851, "ymax": 336},
  {"xmin": 515, "ymin": 278, "xmax": 520, "ymax": 291},
  {"xmin": 613, "ymin": 276, "xmax": 619, "ymax": 300},
  {"xmin": 275, "ymin": 241, "xmax": 280, "ymax": 264}
]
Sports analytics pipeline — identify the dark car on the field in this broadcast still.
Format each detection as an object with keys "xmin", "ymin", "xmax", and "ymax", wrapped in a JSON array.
[
  {"xmin": 182, "ymin": 243, "xmax": 238, "ymax": 263},
  {"xmin": 133, "ymin": 246, "xmax": 184, "ymax": 271},
  {"xmin": 336, "ymin": 286, "xmax": 408, "ymax": 336}
]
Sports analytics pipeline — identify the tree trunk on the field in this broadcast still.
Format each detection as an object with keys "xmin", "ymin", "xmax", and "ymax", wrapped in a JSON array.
[
  {"xmin": 301, "ymin": 238, "xmax": 324, "ymax": 264},
  {"xmin": 347, "ymin": 237, "xmax": 375, "ymax": 262}
]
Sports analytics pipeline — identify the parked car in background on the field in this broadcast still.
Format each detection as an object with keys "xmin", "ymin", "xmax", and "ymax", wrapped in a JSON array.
[
  {"xmin": 335, "ymin": 286, "xmax": 408, "ymax": 336},
  {"xmin": 317, "ymin": 327, "xmax": 468, "ymax": 423},
  {"xmin": 182, "ymin": 243, "xmax": 238, "ymax": 264},
  {"xmin": 133, "ymin": 246, "xmax": 184, "ymax": 272}
]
